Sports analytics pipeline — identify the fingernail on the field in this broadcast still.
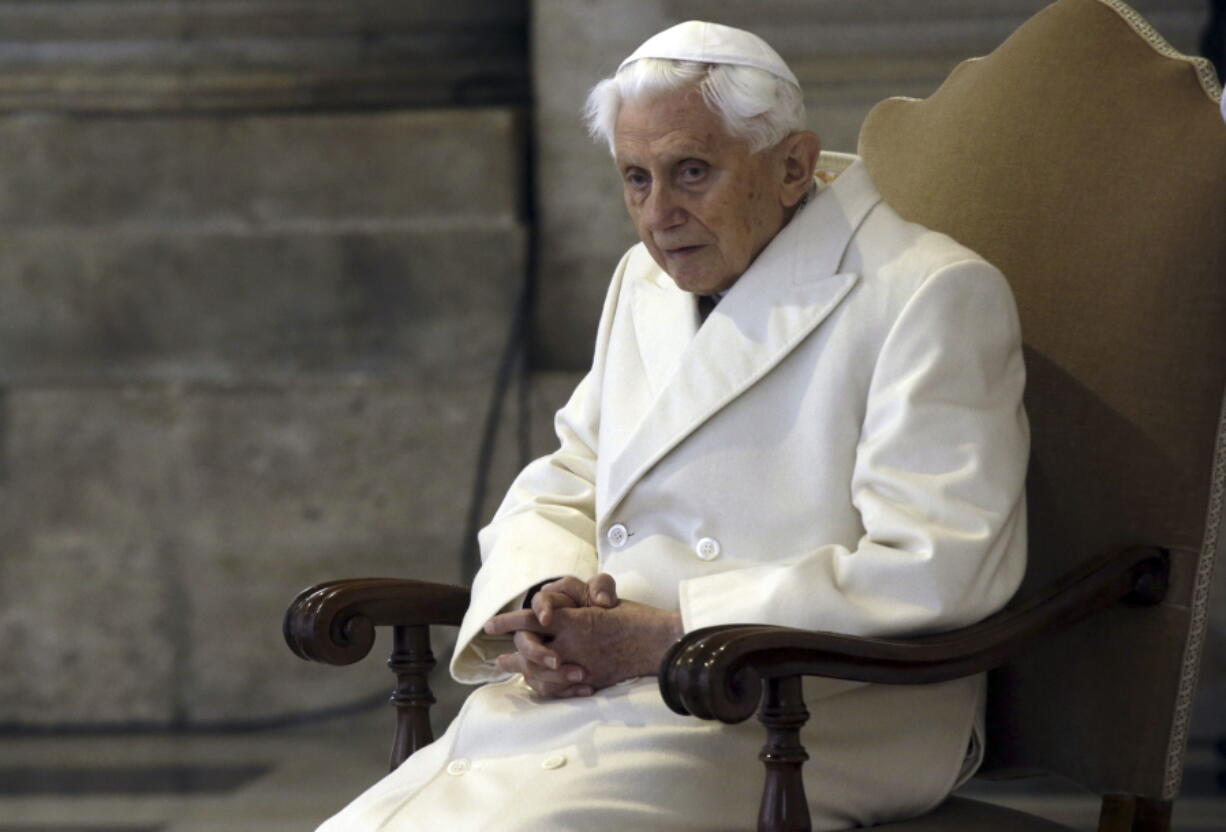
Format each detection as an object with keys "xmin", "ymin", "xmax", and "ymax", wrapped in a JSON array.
[
  {"xmin": 597, "ymin": 592, "xmax": 612, "ymax": 606},
  {"xmin": 567, "ymin": 670, "xmax": 583, "ymax": 682},
  {"xmin": 546, "ymin": 656, "xmax": 558, "ymax": 670},
  {"xmin": 578, "ymin": 686, "xmax": 593, "ymax": 697},
  {"xmin": 483, "ymin": 622, "xmax": 494, "ymax": 633}
]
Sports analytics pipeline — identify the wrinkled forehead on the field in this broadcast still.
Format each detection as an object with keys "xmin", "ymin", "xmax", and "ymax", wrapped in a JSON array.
[{"xmin": 612, "ymin": 87, "xmax": 741, "ymax": 165}]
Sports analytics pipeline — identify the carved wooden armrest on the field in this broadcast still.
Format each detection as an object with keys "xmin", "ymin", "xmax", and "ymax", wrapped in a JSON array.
[
  {"xmin": 284, "ymin": 578, "xmax": 471, "ymax": 768},
  {"xmin": 657, "ymin": 545, "xmax": 1169, "ymax": 832}
]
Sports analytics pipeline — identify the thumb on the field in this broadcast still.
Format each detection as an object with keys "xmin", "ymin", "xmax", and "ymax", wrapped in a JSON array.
[
  {"xmin": 588, "ymin": 573, "xmax": 619, "ymax": 608},
  {"xmin": 533, "ymin": 590, "xmax": 555, "ymax": 627}
]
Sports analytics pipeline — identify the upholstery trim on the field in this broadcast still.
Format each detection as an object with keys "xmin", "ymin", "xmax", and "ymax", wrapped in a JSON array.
[
  {"xmin": 816, "ymin": 150, "xmax": 859, "ymax": 175},
  {"xmin": 1167, "ymin": 388, "xmax": 1226, "ymax": 798},
  {"xmin": 1095, "ymin": 0, "xmax": 1223, "ymax": 100}
]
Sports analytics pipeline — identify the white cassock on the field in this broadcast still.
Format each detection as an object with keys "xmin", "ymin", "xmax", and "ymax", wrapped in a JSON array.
[{"xmin": 318, "ymin": 158, "xmax": 1029, "ymax": 832}]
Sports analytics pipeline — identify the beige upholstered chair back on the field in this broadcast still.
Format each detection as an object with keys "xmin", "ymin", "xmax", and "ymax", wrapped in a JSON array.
[{"xmin": 857, "ymin": 0, "xmax": 1225, "ymax": 802}]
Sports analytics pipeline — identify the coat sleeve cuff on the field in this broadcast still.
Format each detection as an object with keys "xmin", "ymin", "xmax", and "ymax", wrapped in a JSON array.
[{"xmin": 449, "ymin": 530, "xmax": 597, "ymax": 684}]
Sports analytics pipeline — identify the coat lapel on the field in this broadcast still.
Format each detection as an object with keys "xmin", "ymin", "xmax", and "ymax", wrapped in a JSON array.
[
  {"xmin": 630, "ymin": 269, "xmax": 701, "ymax": 396},
  {"xmin": 600, "ymin": 160, "xmax": 883, "ymax": 520}
]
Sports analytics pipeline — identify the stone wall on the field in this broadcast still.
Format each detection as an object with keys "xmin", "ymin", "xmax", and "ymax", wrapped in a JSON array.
[{"xmin": 0, "ymin": 1, "xmax": 530, "ymax": 727}]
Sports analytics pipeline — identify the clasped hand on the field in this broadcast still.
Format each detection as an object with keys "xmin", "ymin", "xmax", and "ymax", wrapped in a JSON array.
[{"xmin": 483, "ymin": 574, "xmax": 683, "ymax": 699}]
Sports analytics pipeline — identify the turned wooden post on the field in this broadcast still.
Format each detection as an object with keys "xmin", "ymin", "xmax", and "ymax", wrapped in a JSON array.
[
  {"xmin": 1094, "ymin": 788, "xmax": 1172, "ymax": 831},
  {"xmin": 387, "ymin": 624, "xmax": 437, "ymax": 770},
  {"xmin": 758, "ymin": 675, "xmax": 811, "ymax": 832},
  {"xmin": 1130, "ymin": 798, "xmax": 1172, "ymax": 832},
  {"xmin": 1098, "ymin": 794, "xmax": 1136, "ymax": 832}
]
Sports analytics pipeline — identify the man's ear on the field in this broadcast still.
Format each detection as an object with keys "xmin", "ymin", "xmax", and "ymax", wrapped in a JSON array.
[{"xmin": 779, "ymin": 131, "xmax": 821, "ymax": 209}]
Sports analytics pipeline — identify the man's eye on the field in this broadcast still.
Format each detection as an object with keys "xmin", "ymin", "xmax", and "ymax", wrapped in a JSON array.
[
  {"xmin": 625, "ymin": 171, "xmax": 649, "ymax": 188},
  {"xmin": 679, "ymin": 163, "xmax": 708, "ymax": 183}
]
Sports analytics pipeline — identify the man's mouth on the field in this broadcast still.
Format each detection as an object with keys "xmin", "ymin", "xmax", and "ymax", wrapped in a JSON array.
[{"xmin": 663, "ymin": 245, "xmax": 705, "ymax": 258}]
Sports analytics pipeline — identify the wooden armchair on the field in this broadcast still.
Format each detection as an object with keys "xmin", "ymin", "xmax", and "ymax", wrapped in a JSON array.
[{"xmin": 285, "ymin": 0, "xmax": 1225, "ymax": 829}]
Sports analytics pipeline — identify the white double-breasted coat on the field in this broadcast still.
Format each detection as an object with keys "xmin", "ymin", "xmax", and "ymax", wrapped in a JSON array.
[{"xmin": 319, "ymin": 158, "xmax": 1029, "ymax": 831}]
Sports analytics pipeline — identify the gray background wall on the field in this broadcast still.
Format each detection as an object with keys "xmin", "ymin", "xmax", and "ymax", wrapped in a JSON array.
[
  {"xmin": 0, "ymin": 0, "xmax": 534, "ymax": 728},
  {"xmin": 0, "ymin": 0, "xmax": 1220, "ymax": 741}
]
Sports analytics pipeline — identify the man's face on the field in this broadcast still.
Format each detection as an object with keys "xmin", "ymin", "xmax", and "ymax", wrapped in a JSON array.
[{"xmin": 613, "ymin": 85, "xmax": 787, "ymax": 295}]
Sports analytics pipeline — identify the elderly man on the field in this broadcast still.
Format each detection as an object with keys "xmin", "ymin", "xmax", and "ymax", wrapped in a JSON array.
[{"xmin": 320, "ymin": 20, "xmax": 1027, "ymax": 832}]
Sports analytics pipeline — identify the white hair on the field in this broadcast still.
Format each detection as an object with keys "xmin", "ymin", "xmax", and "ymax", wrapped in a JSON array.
[{"xmin": 583, "ymin": 58, "xmax": 805, "ymax": 155}]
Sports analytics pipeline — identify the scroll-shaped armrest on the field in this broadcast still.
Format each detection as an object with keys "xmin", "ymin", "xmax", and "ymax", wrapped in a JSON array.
[
  {"xmin": 284, "ymin": 577, "xmax": 470, "ymax": 665},
  {"xmin": 660, "ymin": 545, "xmax": 1168, "ymax": 724},
  {"xmin": 661, "ymin": 545, "xmax": 1168, "ymax": 831},
  {"xmin": 284, "ymin": 578, "xmax": 472, "ymax": 769}
]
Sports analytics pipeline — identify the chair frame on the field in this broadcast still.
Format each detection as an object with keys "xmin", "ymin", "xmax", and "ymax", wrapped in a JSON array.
[{"xmin": 284, "ymin": 544, "xmax": 1171, "ymax": 832}]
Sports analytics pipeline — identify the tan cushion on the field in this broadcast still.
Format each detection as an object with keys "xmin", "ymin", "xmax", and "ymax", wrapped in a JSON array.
[{"xmin": 859, "ymin": 0, "xmax": 1225, "ymax": 802}]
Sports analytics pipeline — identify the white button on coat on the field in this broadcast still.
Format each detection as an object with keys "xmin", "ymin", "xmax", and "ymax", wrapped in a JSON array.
[
  {"xmin": 541, "ymin": 754, "xmax": 567, "ymax": 770},
  {"xmin": 607, "ymin": 523, "xmax": 629, "ymax": 548},
  {"xmin": 695, "ymin": 537, "xmax": 721, "ymax": 560},
  {"xmin": 446, "ymin": 758, "xmax": 471, "ymax": 776}
]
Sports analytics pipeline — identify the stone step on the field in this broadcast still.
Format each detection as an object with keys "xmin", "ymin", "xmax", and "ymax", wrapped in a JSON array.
[
  {"xmin": 0, "ymin": 0, "xmax": 530, "ymax": 111},
  {"xmin": 0, "ymin": 0, "xmax": 526, "ymax": 40},
  {"xmin": 0, "ymin": 108, "xmax": 521, "ymax": 226},
  {"xmin": 0, "ymin": 225, "xmax": 525, "ymax": 384},
  {"xmin": 0, "ymin": 57, "xmax": 530, "ymax": 112},
  {"xmin": 0, "ymin": 380, "xmax": 524, "ymax": 724}
]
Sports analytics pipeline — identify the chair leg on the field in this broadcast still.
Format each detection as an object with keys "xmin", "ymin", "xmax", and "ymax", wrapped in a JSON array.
[
  {"xmin": 387, "ymin": 624, "xmax": 437, "ymax": 770},
  {"xmin": 757, "ymin": 675, "xmax": 811, "ymax": 832},
  {"xmin": 1096, "ymin": 794, "xmax": 1172, "ymax": 832},
  {"xmin": 1097, "ymin": 794, "xmax": 1134, "ymax": 832},
  {"xmin": 1131, "ymin": 798, "xmax": 1171, "ymax": 832}
]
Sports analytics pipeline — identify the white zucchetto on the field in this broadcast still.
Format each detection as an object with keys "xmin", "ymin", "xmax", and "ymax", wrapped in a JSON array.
[{"xmin": 618, "ymin": 20, "xmax": 799, "ymax": 88}]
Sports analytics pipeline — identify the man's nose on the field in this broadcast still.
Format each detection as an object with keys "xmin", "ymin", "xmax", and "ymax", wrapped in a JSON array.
[{"xmin": 642, "ymin": 185, "xmax": 686, "ymax": 231}]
